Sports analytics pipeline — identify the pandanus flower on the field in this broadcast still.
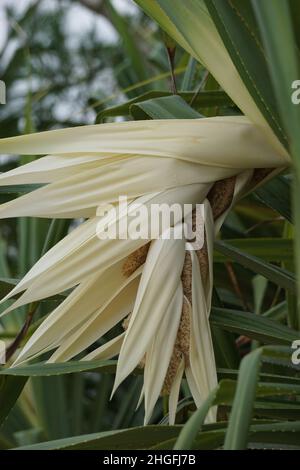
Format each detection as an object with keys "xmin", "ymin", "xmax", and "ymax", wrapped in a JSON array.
[
  {"xmin": 0, "ymin": 0, "xmax": 292, "ymax": 426},
  {"xmin": 0, "ymin": 117, "xmax": 289, "ymax": 423}
]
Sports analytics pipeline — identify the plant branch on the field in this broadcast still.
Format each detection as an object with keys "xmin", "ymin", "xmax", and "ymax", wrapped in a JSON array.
[{"xmin": 5, "ymin": 303, "xmax": 38, "ymax": 362}]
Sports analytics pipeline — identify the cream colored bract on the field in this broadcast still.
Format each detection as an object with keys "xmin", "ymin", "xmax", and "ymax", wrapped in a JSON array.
[{"xmin": 0, "ymin": 115, "xmax": 289, "ymax": 423}]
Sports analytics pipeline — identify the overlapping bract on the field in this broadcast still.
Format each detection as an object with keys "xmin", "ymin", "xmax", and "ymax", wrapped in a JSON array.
[{"xmin": 0, "ymin": 115, "xmax": 288, "ymax": 422}]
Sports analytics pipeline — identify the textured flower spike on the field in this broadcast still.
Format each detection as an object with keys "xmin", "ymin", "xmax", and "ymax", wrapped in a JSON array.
[{"xmin": 0, "ymin": 117, "xmax": 289, "ymax": 423}]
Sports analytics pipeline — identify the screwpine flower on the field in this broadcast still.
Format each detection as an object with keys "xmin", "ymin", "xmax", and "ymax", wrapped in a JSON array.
[{"xmin": 0, "ymin": 116, "xmax": 289, "ymax": 423}]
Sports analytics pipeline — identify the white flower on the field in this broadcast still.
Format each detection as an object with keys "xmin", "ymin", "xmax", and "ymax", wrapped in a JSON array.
[{"xmin": 0, "ymin": 116, "xmax": 289, "ymax": 423}]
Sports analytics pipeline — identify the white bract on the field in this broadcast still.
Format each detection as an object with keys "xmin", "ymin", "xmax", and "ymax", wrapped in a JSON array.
[
  {"xmin": 0, "ymin": 116, "xmax": 288, "ymax": 423},
  {"xmin": 0, "ymin": 1, "xmax": 291, "ymax": 423}
]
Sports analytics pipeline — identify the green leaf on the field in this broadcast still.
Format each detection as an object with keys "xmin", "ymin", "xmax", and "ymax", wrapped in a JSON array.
[
  {"xmin": 181, "ymin": 56, "xmax": 198, "ymax": 91},
  {"xmin": 256, "ymin": 380, "xmax": 300, "ymax": 397},
  {"xmin": 191, "ymin": 421, "xmax": 300, "ymax": 450},
  {"xmin": 215, "ymin": 240, "xmax": 296, "ymax": 292},
  {"xmin": 248, "ymin": 421, "xmax": 300, "ymax": 447},
  {"xmin": 224, "ymin": 348, "xmax": 262, "ymax": 450},
  {"xmin": 31, "ymin": 376, "xmax": 70, "ymax": 440},
  {"xmin": 13, "ymin": 425, "xmax": 182, "ymax": 450},
  {"xmin": 130, "ymin": 95, "xmax": 202, "ymax": 119},
  {"xmin": 212, "ymin": 327, "xmax": 239, "ymax": 369},
  {"xmin": 0, "ymin": 184, "xmax": 43, "ymax": 194},
  {"xmin": 112, "ymin": 377, "xmax": 143, "ymax": 430},
  {"xmin": 251, "ymin": 0, "xmax": 299, "ymax": 148},
  {"xmin": 0, "ymin": 277, "xmax": 67, "ymax": 303},
  {"xmin": 0, "ymin": 376, "xmax": 28, "ymax": 427},
  {"xmin": 0, "ymin": 278, "xmax": 19, "ymax": 298},
  {"xmin": 173, "ymin": 371, "xmax": 300, "ymax": 449},
  {"xmin": 261, "ymin": 345, "xmax": 300, "ymax": 379},
  {"xmin": 214, "ymin": 238, "xmax": 293, "ymax": 263},
  {"xmin": 205, "ymin": 0, "xmax": 285, "ymax": 144},
  {"xmin": 252, "ymin": 0, "xmax": 300, "ymax": 325},
  {"xmin": 97, "ymin": 90, "xmax": 233, "ymax": 121},
  {"xmin": 289, "ymin": 0, "xmax": 300, "ymax": 51},
  {"xmin": 218, "ymin": 367, "xmax": 300, "ymax": 385},
  {"xmin": 254, "ymin": 175, "xmax": 292, "ymax": 223},
  {"xmin": 262, "ymin": 301, "xmax": 287, "ymax": 322},
  {"xmin": 211, "ymin": 308, "xmax": 299, "ymax": 345},
  {"xmin": 0, "ymin": 360, "xmax": 118, "ymax": 377},
  {"xmin": 41, "ymin": 219, "xmax": 70, "ymax": 255},
  {"xmin": 174, "ymin": 387, "xmax": 218, "ymax": 450}
]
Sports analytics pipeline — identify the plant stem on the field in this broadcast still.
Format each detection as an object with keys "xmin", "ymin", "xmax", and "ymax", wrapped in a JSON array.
[{"xmin": 5, "ymin": 302, "xmax": 38, "ymax": 362}]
